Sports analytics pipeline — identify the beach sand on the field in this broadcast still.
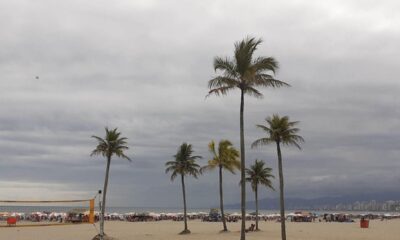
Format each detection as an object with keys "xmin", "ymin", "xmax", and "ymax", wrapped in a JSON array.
[{"xmin": 1, "ymin": 219, "xmax": 399, "ymax": 240}]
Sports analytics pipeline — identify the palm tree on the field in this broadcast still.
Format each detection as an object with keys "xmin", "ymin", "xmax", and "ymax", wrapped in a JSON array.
[
  {"xmin": 208, "ymin": 36, "xmax": 289, "ymax": 240},
  {"xmin": 201, "ymin": 140, "xmax": 240, "ymax": 232},
  {"xmin": 91, "ymin": 127, "xmax": 131, "ymax": 239},
  {"xmin": 165, "ymin": 143, "xmax": 201, "ymax": 234},
  {"xmin": 245, "ymin": 159, "xmax": 274, "ymax": 231},
  {"xmin": 251, "ymin": 115, "xmax": 304, "ymax": 240}
]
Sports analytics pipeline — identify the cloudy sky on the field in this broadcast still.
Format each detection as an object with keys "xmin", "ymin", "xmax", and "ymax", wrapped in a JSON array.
[{"xmin": 0, "ymin": 0, "xmax": 399, "ymax": 208}]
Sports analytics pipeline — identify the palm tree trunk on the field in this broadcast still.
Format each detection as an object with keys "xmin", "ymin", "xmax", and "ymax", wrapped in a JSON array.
[
  {"xmin": 100, "ymin": 155, "xmax": 111, "ymax": 238},
  {"xmin": 239, "ymin": 89, "xmax": 246, "ymax": 240},
  {"xmin": 255, "ymin": 185, "xmax": 259, "ymax": 231},
  {"xmin": 181, "ymin": 174, "xmax": 190, "ymax": 234},
  {"xmin": 276, "ymin": 141, "xmax": 286, "ymax": 240},
  {"xmin": 219, "ymin": 165, "xmax": 228, "ymax": 231}
]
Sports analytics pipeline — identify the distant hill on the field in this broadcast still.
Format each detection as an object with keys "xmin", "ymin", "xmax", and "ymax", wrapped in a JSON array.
[{"xmin": 223, "ymin": 192, "xmax": 400, "ymax": 210}]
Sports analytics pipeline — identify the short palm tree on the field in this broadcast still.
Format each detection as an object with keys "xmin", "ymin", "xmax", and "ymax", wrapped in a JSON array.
[
  {"xmin": 208, "ymin": 37, "xmax": 288, "ymax": 240},
  {"xmin": 245, "ymin": 159, "xmax": 274, "ymax": 231},
  {"xmin": 201, "ymin": 140, "xmax": 240, "ymax": 232},
  {"xmin": 91, "ymin": 127, "xmax": 131, "ymax": 239},
  {"xmin": 165, "ymin": 143, "xmax": 201, "ymax": 234},
  {"xmin": 252, "ymin": 115, "xmax": 304, "ymax": 240}
]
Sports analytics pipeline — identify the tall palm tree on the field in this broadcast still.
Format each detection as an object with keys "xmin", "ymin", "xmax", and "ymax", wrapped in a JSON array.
[
  {"xmin": 245, "ymin": 159, "xmax": 274, "ymax": 231},
  {"xmin": 208, "ymin": 36, "xmax": 289, "ymax": 240},
  {"xmin": 201, "ymin": 140, "xmax": 240, "ymax": 232},
  {"xmin": 165, "ymin": 143, "xmax": 201, "ymax": 234},
  {"xmin": 251, "ymin": 115, "xmax": 304, "ymax": 240},
  {"xmin": 91, "ymin": 127, "xmax": 131, "ymax": 239}
]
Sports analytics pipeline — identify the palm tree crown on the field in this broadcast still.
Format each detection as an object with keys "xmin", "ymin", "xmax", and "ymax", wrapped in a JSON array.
[
  {"xmin": 245, "ymin": 159, "xmax": 274, "ymax": 191},
  {"xmin": 208, "ymin": 37, "xmax": 289, "ymax": 98},
  {"xmin": 165, "ymin": 143, "xmax": 201, "ymax": 181},
  {"xmin": 91, "ymin": 127, "xmax": 131, "ymax": 161},
  {"xmin": 201, "ymin": 140, "xmax": 240, "ymax": 173},
  {"xmin": 251, "ymin": 114, "xmax": 304, "ymax": 149}
]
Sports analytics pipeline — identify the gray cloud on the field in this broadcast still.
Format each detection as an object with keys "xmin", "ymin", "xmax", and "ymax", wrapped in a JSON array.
[{"xmin": 0, "ymin": 0, "xmax": 399, "ymax": 207}]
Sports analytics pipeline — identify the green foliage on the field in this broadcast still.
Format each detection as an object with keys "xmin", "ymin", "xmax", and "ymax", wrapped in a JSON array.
[
  {"xmin": 208, "ymin": 36, "xmax": 289, "ymax": 98},
  {"xmin": 91, "ymin": 127, "xmax": 131, "ymax": 161},
  {"xmin": 201, "ymin": 140, "xmax": 240, "ymax": 174},
  {"xmin": 252, "ymin": 114, "xmax": 305, "ymax": 149},
  {"xmin": 165, "ymin": 143, "xmax": 202, "ymax": 181},
  {"xmin": 245, "ymin": 159, "xmax": 275, "ymax": 192}
]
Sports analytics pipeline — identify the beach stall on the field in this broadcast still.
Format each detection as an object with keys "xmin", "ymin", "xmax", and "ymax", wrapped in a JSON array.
[{"xmin": 66, "ymin": 209, "xmax": 87, "ymax": 223}]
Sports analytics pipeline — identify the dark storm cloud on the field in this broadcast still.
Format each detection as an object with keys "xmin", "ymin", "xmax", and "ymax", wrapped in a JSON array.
[{"xmin": 0, "ymin": 0, "xmax": 399, "ymax": 207}]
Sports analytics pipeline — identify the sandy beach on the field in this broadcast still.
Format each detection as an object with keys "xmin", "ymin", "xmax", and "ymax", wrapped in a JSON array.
[{"xmin": 1, "ymin": 219, "xmax": 399, "ymax": 240}]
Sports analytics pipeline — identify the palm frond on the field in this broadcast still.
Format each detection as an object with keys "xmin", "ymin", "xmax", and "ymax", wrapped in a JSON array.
[
  {"xmin": 214, "ymin": 57, "xmax": 237, "ymax": 78},
  {"xmin": 234, "ymin": 37, "xmax": 262, "ymax": 75},
  {"xmin": 251, "ymin": 138, "xmax": 274, "ymax": 148},
  {"xmin": 252, "ymin": 56, "xmax": 279, "ymax": 74},
  {"xmin": 115, "ymin": 151, "xmax": 132, "ymax": 161},
  {"xmin": 207, "ymin": 86, "xmax": 236, "ymax": 97},
  {"xmin": 243, "ymin": 86, "xmax": 263, "ymax": 98},
  {"xmin": 169, "ymin": 171, "xmax": 178, "ymax": 181},
  {"xmin": 255, "ymin": 124, "xmax": 272, "ymax": 132},
  {"xmin": 253, "ymin": 74, "xmax": 290, "ymax": 88},
  {"xmin": 207, "ymin": 76, "xmax": 238, "ymax": 97},
  {"xmin": 208, "ymin": 76, "xmax": 239, "ymax": 89}
]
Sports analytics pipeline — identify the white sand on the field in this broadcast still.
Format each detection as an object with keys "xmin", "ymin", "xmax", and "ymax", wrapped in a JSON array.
[{"xmin": 1, "ymin": 219, "xmax": 399, "ymax": 240}]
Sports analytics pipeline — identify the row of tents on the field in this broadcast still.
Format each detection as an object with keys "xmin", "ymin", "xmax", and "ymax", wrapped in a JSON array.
[{"xmin": 2, "ymin": 210, "xmax": 400, "ymax": 223}]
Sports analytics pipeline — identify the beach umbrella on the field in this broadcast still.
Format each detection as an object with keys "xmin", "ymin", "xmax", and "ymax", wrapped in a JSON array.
[
  {"xmin": 149, "ymin": 212, "xmax": 160, "ymax": 217},
  {"xmin": 166, "ymin": 213, "xmax": 176, "ymax": 217},
  {"xmin": 230, "ymin": 212, "xmax": 241, "ymax": 217},
  {"xmin": 125, "ymin": 212, "xmax": 136, "ymax": 216}
]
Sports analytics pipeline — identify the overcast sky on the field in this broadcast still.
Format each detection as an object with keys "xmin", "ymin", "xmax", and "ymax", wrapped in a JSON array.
[{"xmin": 0, "ymin": 0, "xmax": 399, "ymax": 208}]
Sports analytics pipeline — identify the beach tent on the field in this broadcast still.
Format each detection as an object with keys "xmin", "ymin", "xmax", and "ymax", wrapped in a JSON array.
[
  {"xmin": 84, "ymin": 210, "xmax": 99, "ymax": 216},
  {"xmin": 230, "ymin": 212, "xmax": 241, "ymax": 217},
  {"xmin": 148, "ymin": 212, "xmax": 161, "ymax": 218}
]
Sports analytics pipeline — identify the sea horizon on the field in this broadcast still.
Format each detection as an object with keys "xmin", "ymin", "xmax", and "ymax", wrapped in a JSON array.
[{"xmin": 1, "ymin": 205, "xmax": 399, "ymax": 215}]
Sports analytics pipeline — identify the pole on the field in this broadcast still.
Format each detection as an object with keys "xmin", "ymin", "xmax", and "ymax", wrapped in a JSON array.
[
  {"xmin": 89, "ymin": 199, "xmax": 95, "ymax": 224},
  {"xmin": 98, "ymin": 190, "xmax": 104, "ymax": 240}
]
